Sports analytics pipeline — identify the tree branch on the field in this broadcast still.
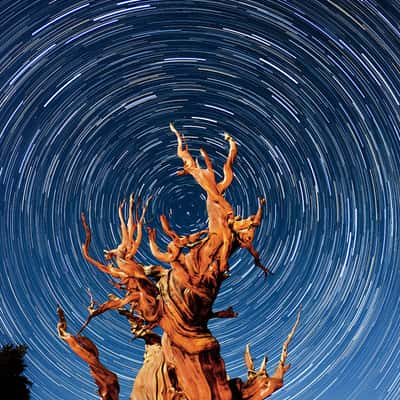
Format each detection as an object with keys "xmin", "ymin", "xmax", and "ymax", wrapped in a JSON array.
[
  {"xmin": 216, "ymin": 132, "xmax": 237, "ymax": 194},
  {"xmin": 57, "ymin": 307, "xmax": 120, "ymax": 400},
  {"xmin": 240, "ymin": 307, "xmax": 301, "ymax": 399},
  {"xmin": 81, "ymin": 213, "xmax": 123, "ymax": 279}
]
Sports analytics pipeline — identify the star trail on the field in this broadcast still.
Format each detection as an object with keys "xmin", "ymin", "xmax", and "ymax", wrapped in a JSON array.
[{"xmin": 0, "ymin": 1, "xmax": 399, "ymax": 399}]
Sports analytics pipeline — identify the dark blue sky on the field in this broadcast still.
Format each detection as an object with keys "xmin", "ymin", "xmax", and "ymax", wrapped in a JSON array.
[{"xmin": 0, "ymin": 1, "xmax": 399, "ymax": 399}]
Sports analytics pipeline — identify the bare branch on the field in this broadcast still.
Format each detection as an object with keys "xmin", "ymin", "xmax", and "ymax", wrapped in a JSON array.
[
  {"xmin": 200, "ymin": 147, "xmax": 215, "ymax": 178},
  {"xmin": 244, "ymin": 344, "xmax": 255, "ymax": 376},
  {"xmin": 241, "ymin": 307, "xmax": 301, "ymax": 399},
  {"xmin": 253, "ymin": 197, "xmax": 266, "ymax": 226},
  {"xmin": 81, "ymin": 213, "xmax": 122, "ymax": 279},
  {"xmin": 127, "ymin": 193, "xmax": 136, "ymax": 242},
  {"xmin": 210, "ymin": 306, "xmax": 238, "ymax": 319},
  {"xmin": 247, "ymin": 244, "xmax": 273, "ymax": 277},
  {"xmin": 118, "ymin": 199, "xmax": 128, "ymax": 249},
  {"xmin": 273, "ymin": 305, "xmax": 302, "ymax": 379},
  {"xmin": 78, "ymin": 292, "xmax": 140, "ymax": 335},
  {"xmin": 216, "ymin": 132, "xmax": 238, "ymax": 194},
  {"xmin": 160, "ymin": 214, "xmax": 180, "ymax": 241},
  {"xmin": 258, "ymin": 356, "xmax": 267, "ymax": 375},
  {"xmin": 170, "ymin": 122, "xmax": 196, "ymax": 175},
  {"xmin": 231, "ymin": 198, "xmax": 272, "ymax": 276},
  {"xmin": 147, "ymin": 227, "xmax": 174, "ymax": 263},
  {"xmin": 104, "ymin": 195, "xmax": 151, "ymax": 261},
  {"xmin": 170, "ymin": 122, "xmax": 222, "ymax": 201},
  {"xmin": 57, "ymin": 307, "xmax": 120, "ymax": 400},
  {"xmin": 126, "ymin": 196, "xmax": 151, "ymax": 259}
]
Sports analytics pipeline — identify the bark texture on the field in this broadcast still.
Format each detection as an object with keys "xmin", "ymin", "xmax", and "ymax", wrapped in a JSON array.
[{"xmin": 57, "ymin": 123, "xmax": 300, "ymax": 400}]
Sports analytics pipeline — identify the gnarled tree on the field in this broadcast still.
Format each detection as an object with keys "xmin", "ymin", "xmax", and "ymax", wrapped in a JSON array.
[{"xmin": 57, "ymin": 123, "xmax": 300, "ymax": 400}]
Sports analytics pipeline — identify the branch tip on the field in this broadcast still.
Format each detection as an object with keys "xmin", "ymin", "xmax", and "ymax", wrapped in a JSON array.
[{"xmin": 244, "ymin": 344, "xmax": 255, "ymax": 372}]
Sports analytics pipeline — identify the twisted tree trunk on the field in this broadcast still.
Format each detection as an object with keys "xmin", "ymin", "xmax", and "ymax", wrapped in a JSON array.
[{"xmin": 57, "ymin": 123, "xmax": 299, "ymax": 400}]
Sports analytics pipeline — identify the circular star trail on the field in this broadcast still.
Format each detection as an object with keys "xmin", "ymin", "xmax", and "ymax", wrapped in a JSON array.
[{"xmin": 1, "ymin": 1, "xmax": 399, "ymax": 399}]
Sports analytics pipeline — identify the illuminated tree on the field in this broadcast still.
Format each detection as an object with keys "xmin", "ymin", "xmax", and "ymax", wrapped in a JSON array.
[{"xmin": 57, "ymin": 123, "xmax": 300, "ymax": 400}]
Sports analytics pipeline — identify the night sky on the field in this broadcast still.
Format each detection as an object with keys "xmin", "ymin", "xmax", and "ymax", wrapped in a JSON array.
[{"xmin": 1, "ymin": 1, "xmax": 399, "ymax": 399}]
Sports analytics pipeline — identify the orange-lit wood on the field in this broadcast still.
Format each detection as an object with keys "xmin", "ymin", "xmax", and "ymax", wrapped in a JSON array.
[{"xmin": 57, "ymin": 123, "xmax": 299, "ymax": 400}]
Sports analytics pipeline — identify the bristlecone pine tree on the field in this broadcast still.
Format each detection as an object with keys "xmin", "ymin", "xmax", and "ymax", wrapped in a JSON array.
[{"xmin": 57, "ymin": 123, "xmax": 300, "ymax": 400}]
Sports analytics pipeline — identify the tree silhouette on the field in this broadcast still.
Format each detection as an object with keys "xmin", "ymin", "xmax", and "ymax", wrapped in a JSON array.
[{"xmin": 0, "ymin": 343, "xmax": 32, "ymax": 400}]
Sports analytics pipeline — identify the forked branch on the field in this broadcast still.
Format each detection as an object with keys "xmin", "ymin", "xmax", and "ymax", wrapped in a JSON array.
[
  {"xmin": 170, "ymin": 122, "xmax": 236, "ymax": 201},
  {"xmin": 80, "ymin": 198, "xmax": 162, "ymax": 333},
  {"xmin": 78, "ymin": 292, "xmax": 140, "ymax": 335},
  {"xmin": 231, "ymin": 197, "xmax": 272, "ymax": 277},
  {"xmin": 148, "ymin": 215, "xmax": 208, "ymax": 264},
  {"xmin": 104, "ymin": 194, "xmax": 151, "ymax": 261},
  {"xmin": 241, "ymin": 306, "xmax": 301, "ymax": 399}
]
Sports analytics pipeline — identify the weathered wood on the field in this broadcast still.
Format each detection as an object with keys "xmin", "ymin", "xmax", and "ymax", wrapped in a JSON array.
[
  {"xmin": 57, "ymin": 123, "xmax": 299, "ymax": 400},
  {"xmin": 57, "ymin": 307, "xmax": 120, "ymax": 400}
]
